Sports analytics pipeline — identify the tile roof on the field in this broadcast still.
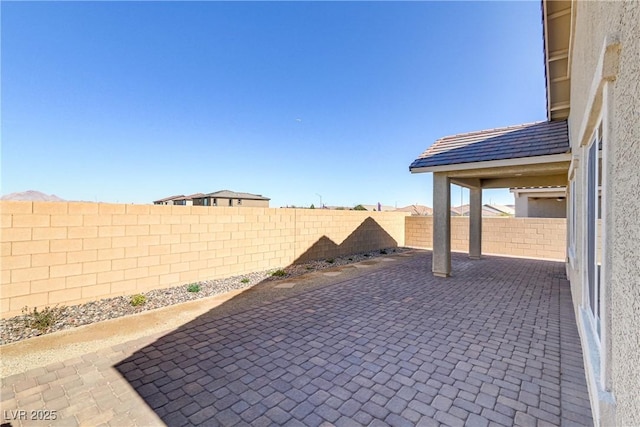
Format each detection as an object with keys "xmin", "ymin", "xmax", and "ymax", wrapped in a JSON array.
[
  {"xmin": 175, "ymin": 193, "xmax": 204, "ymax": 201},
  {"xmin": 153, "ymin": 194, "xmax": 184, "ymax": 203},
  {"xmin": 410, "ymin": 120, "xmax": 569, "ymax": 171},
  {"xmin": 203, "ymin": 190, "xmax": 270, "ymax": 201}
]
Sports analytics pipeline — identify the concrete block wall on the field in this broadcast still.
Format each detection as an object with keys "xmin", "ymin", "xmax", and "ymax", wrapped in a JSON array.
[
  {"xmin": 294, "ymin": 211, "xmax": 405, "ymax": 263},
  {"xmin": 0, "ymin": 202, "xmax": 408, "ymax": 318},
  {"xmin": 405, "ymin": 216, "xmax": 566, "ymax": 260}
]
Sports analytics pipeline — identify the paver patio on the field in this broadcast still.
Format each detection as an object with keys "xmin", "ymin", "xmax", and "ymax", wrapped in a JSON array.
[{"xmin": 1, "ymin": 251, "xmax": 593, "ymax": 426}]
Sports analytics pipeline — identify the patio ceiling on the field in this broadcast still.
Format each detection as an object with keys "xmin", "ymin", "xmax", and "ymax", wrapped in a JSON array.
[{"xmin": 409, "ymin": 120, "xmax": 571, "ymax": 189}]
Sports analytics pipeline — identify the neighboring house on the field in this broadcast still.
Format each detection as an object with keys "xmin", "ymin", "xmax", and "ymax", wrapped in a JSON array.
[
  {"xmin": 153, "ymin": 195, "xmax": 184, "ymax": 205},
  {"xmin": 153, "ymin": 191, "xmax": 269, "ymax": 207},
  {"xmin": 410, "ymin": 1, "xmax": 639, "ymax": 425},
  {"xmin": 359, "ymin": 204, "xmax": 396, "ymax": 212},
  {"xmin": 510, "ymin": 186, "xmax": 567, "ymax": 218},
  {"xmin": 394, "ymin": 204, "xmax": 433, "ymax": 216},
  {"xmin": 483, "ymin": 204, "xmax": 515, "ymax": 216},
  {"xmin": 192, "ymin": 190, "xmax": 270, "ymax": 207},
  {"xmin": 173, "ymin": 193, "xmax": 204, "ymax": 206},
  {"xmin": 323, "ymin": 205, "xmax": 352, "ymax": 210},
  {"xmin": 450, "ymin": 204, "xmax": 514, "ymax": 217}
]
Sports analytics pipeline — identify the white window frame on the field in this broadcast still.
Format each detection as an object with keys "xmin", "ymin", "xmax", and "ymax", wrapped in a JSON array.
[
  {"xmin": 568, "ymin": 178, "xmax": 577, "ymax": 266},
  {"xmin": 574, "ymin": 37, "xmax": 619, "ymax": 425},
  {"xmin": 585, "ymin": 125, "xmax": 603, "ymax": 341}
]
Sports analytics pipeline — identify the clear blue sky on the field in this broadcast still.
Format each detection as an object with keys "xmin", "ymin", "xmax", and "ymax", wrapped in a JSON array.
[{"xmin": 2, "ymin": 1, "xmax": 546, "ymax": 208}]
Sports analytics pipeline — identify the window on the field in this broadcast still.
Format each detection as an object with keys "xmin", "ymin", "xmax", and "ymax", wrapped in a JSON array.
[
  {"xmin": 237, "ymin": 199, "xmax": 242, "ymax": 205},
  {"xmin": 570, "ymin": 180, "xmax": 576, "ymax": 250},
  {"xmin": 203, "ymin": 198, "xmax": 209, "ymax": 206},
  {"xmin": 586, "ymin": 124, "xmax": 603, "ymax": 339},
  {"xmin": 213, "ymin": 198, "xmax": 217, "ymax": 206},
  {"xmin": 568, "ymin": 179, "xmax": 577, "ymax": 264},
  {"xmin": 228, "ymin": 199, "xmax": 233, "ymax": 206}
]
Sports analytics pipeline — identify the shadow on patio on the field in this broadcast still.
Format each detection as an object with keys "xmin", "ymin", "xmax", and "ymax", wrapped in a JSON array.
[{"xmin": 114, "ymin": 251, "xmax": 593, "ymax": 426}]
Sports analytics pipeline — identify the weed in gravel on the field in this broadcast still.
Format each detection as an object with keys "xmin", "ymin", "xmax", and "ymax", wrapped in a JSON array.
[
  {"xmin": 326, "ymin": 258, "xmax": 335, "ymax": 264},
  {"xmin": 380, "ymin": 249, "xmax": 388, "ymax": 255},
  {"xmin": 187, "ymin": 283, "xmax": 201, "ymax": 293},
  {"xmin": 130, "ymin": 294, "xmax": 147, "ymax": 306},
  {"xmin": 21, "ymin": 305, "xmax": 67, "ymax": 332},
  {"xmin": 271, "ymin": 269, "xmax": 287, "ymax": 277},
  {"xmin": 241, "ymin": 278, "xmax": 250, "ymax": 284}
]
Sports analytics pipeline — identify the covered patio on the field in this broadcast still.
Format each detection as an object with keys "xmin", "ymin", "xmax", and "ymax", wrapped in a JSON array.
[
  {"xmin": 410, "ymin": 120, "xmax": 571, "ymax": 277},
  {"xmin": 1, "ymin": 251, "xmax": 592, "ymax": 426}
]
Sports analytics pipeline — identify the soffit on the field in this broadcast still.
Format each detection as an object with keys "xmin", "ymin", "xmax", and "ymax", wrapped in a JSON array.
[{"xmin": 543, "ymin": 0, "xmax": 574, "ymax": 121}]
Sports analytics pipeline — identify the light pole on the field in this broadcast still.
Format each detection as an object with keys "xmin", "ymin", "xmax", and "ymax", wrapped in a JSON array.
[{"xmin": 316, "ymin": 193, "xmax": 322, "ymax": 208}]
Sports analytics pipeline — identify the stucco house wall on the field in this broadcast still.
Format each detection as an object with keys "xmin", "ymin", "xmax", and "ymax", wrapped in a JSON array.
[
  {"xmin": 193, "ymin": 197, "xmax": 270, "ymax": 208},
  {"xmin": 566, "ymin": 1, "xmax": 640, "ymax": 425},
  {"xmin": 229, "ymin": 198, "xmax": 270, "ymax": 208},
  {"xmin": 527, "ymin": 198, "xmax": 566, "ymax": 218},
  {"xmin": 514, "ymin": 195, "xmax": 566, "ymax": 218}
]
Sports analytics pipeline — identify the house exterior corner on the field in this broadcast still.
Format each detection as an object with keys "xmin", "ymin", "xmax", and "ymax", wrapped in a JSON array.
[{"xmin": 563, "ymin": 1, "xmax": 640, "ymax": 425}]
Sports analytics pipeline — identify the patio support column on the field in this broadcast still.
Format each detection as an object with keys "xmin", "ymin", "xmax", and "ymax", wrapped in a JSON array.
[
  {"xmin": 469, "ymin": 185, "xmax": 482, "ymax": 259},
  {"xmin": 432, "ymin": 172, "xmax": 451, "ymax": 277}
]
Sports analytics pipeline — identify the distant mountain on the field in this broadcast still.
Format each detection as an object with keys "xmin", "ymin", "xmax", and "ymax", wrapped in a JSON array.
[{"xmin": 1, "ymin": 190, "xmax": 65, "ymax": 202}]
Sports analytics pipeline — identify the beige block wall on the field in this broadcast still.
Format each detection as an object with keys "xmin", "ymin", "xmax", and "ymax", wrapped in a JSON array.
[
  {"xmin": 405, "ymin": 216, "xmax": 566, "ymax": 261},
  {"xmin": 0, "ymin": 202, "xmax": 407, "ymax": 318},
  {"xmin": 294, "ymin": 211, "xmax": 405, "ymax": 263}
]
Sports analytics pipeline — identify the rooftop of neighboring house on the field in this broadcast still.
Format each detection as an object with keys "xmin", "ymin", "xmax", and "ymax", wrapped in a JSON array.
[
  {"xmin": 200, "ymin": 190, "xmax": 270, "ymax": 201},
  {"xmin": 359, "ymin": 204, "xmax": 397, "ymax": 212},
  {"xmin": 174, "ymin": 193, "xmax": 205, "ymax": 201},
  {"xmin": 153, "ymin": 194, "xmax": 185, "ymax": 203},
  {"xmin": 450, "ymin": 204, "xmax": 515, "ymax": 217},
  {"xmin": 394, "ymin": 205, "xmax": 433, "ymax": 216},
  {"xmin": 154, "ymin": 190, "xmax": 270, "ymax": 204}
]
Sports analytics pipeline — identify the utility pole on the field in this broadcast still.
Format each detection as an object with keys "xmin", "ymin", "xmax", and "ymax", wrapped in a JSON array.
[{"xmin": 316, "ymin": 193, "xmax": 322, "ymax": 208}]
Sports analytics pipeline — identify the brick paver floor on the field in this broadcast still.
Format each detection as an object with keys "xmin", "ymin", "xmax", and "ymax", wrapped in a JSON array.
[{"xmin": 1, "ymin": 251, "xmax": 593, "ymax": 426}]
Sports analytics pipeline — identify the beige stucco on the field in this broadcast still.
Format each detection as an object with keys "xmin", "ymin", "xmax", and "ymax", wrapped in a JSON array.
[
  {"xmin": 432, "ymin": 172, "xmax": 451, "ymax": 276},
  {"xmin": 565, "ymin": 1, "xmax": 640, "ymax": 425},
  {"xmin": 195, "ymin": 197, "xmax": 270, "ymax": 208},
  {"xmin": 424, "ymin": 159, "xmax": 570, "ymax": 275},
  {"xmin": 512, "ymin": 190, "xmax": 567, "ymax": 218}
]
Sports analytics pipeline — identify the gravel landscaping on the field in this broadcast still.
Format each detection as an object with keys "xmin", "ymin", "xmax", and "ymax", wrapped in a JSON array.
[{"xmin": 0, "ymin": 247, "xmax": 408, "ymax": 345}]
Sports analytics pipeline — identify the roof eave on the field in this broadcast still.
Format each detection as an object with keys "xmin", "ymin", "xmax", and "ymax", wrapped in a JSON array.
[
  {"xmin": 410, "ymin": 153, "xmax": 571, "ymax": 174},
  {"xmin": 542, "ymin": 0, "xmax": 574, "ymax": 121}
]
